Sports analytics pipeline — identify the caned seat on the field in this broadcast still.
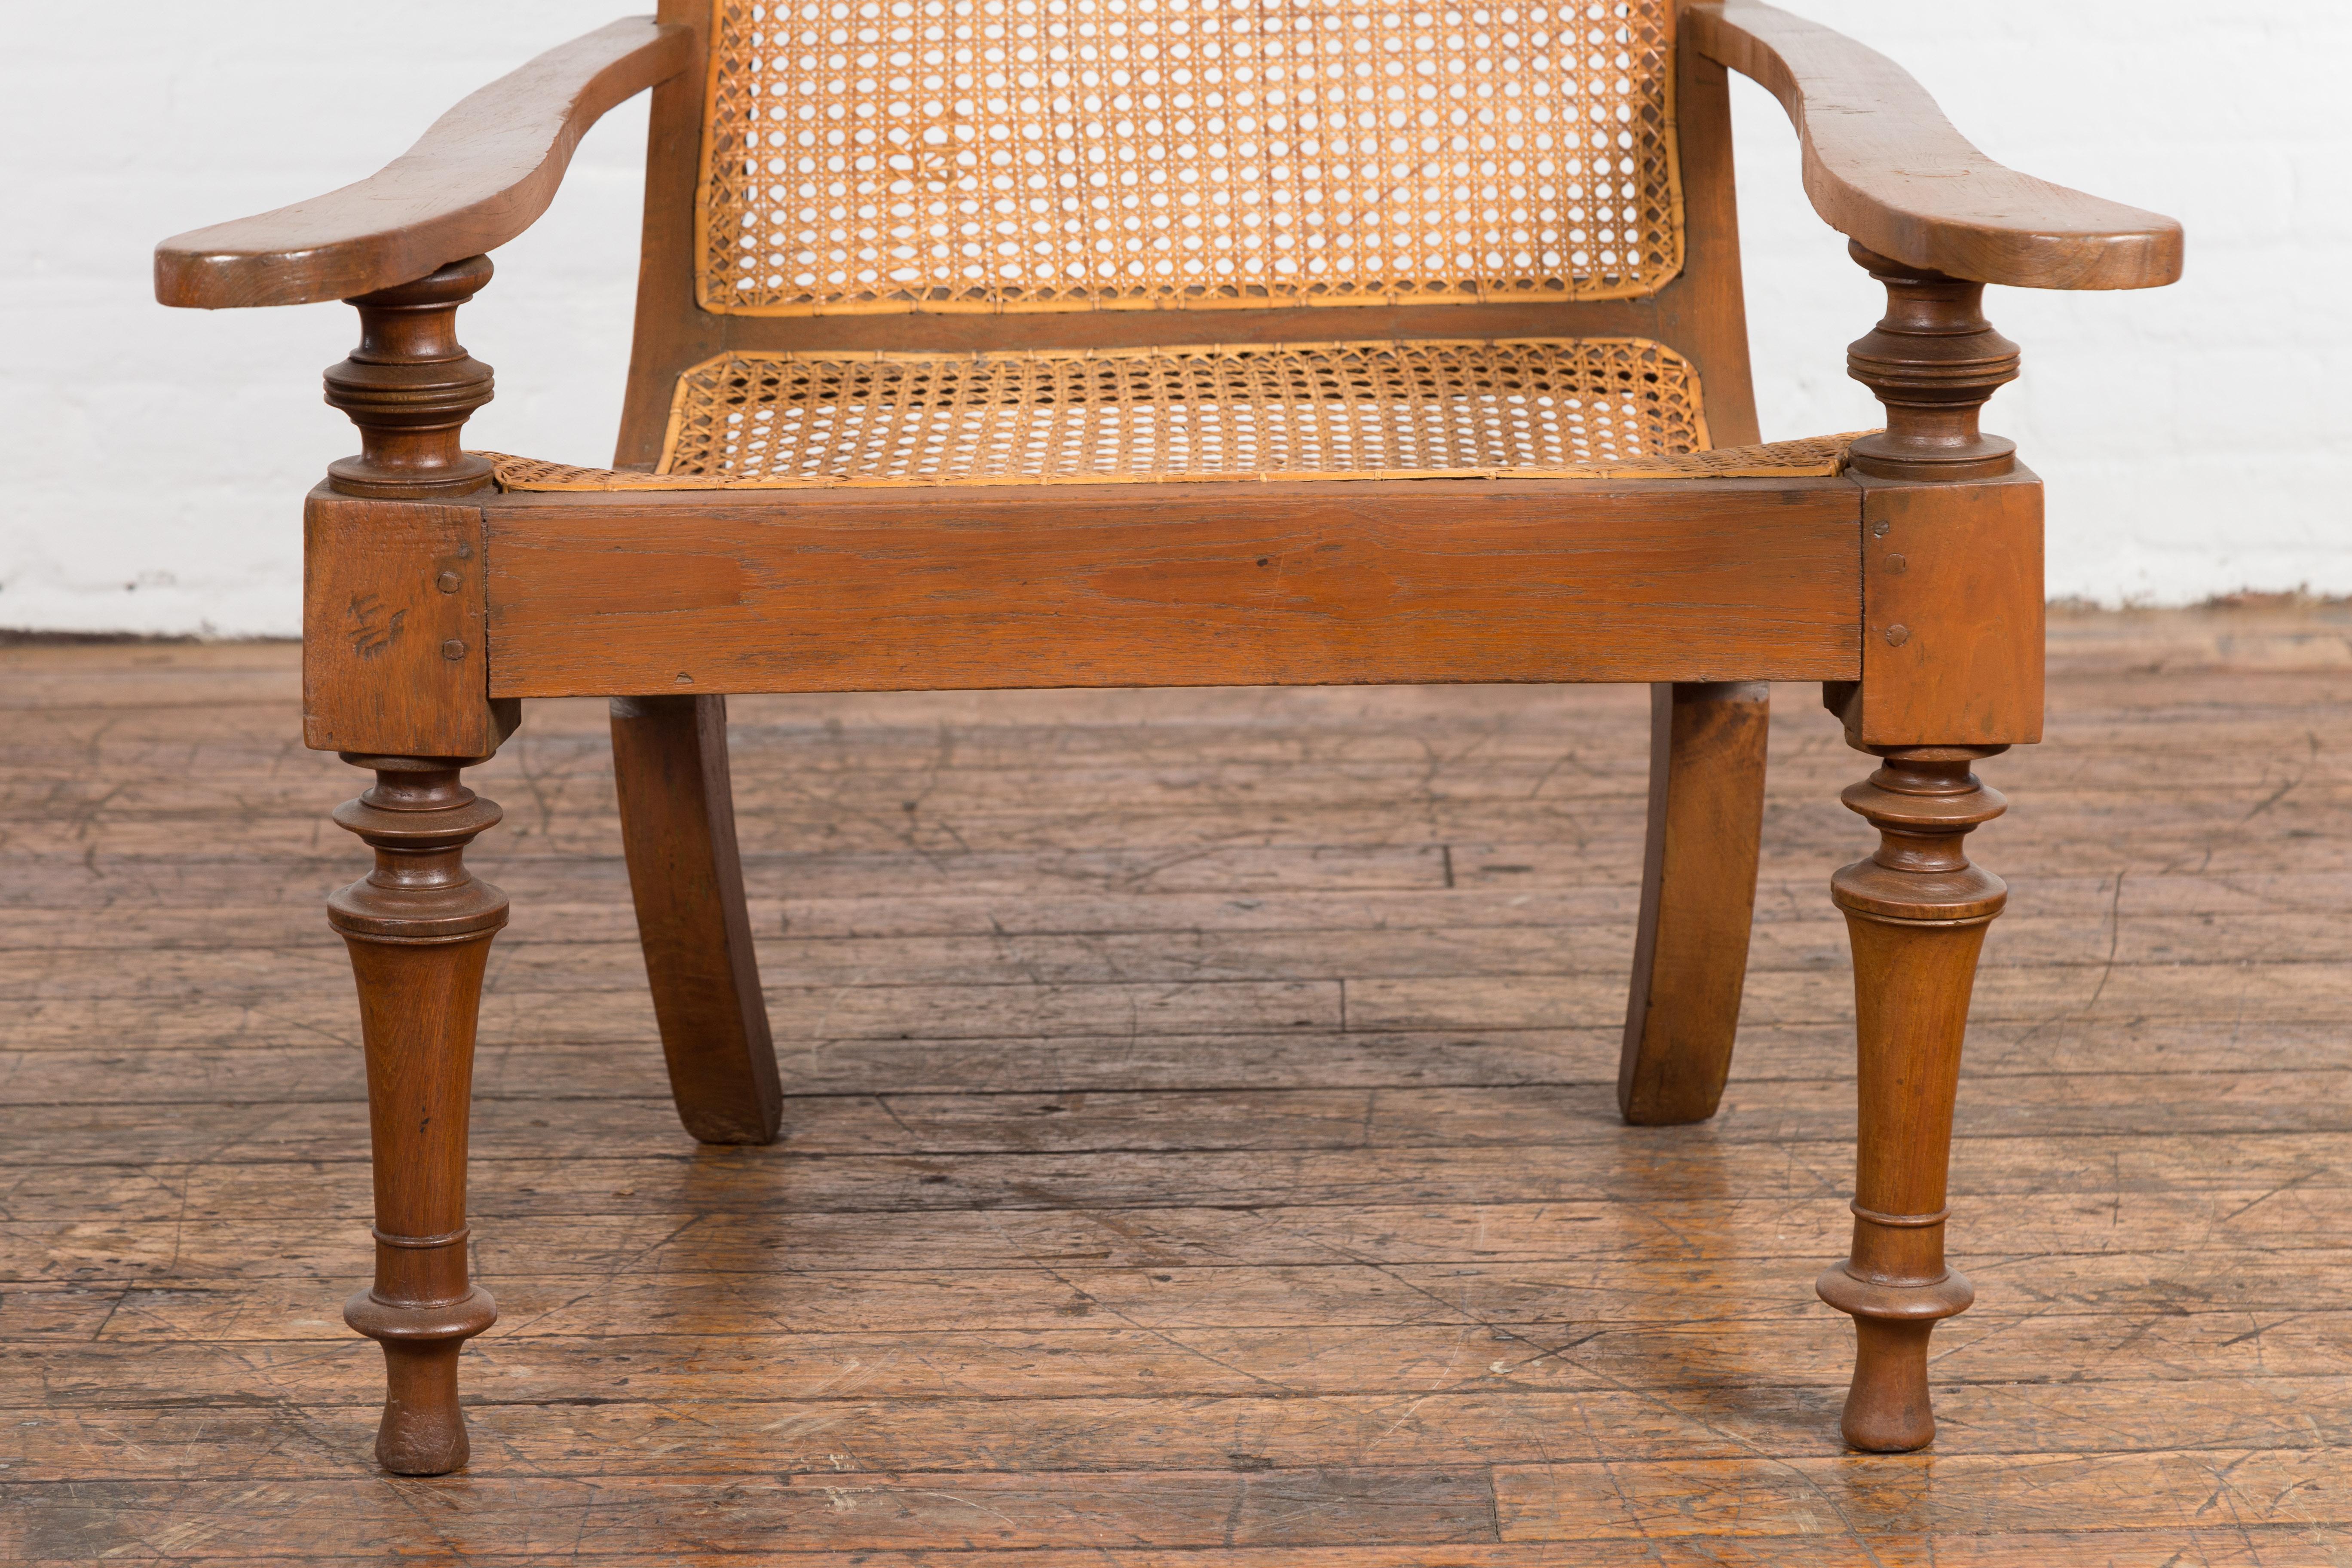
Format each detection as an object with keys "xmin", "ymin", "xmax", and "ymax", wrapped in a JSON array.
[
  {"xmin": 156, "ymin": 0, "xmax": 2181, "ymax": 1482},
  {"xmin": 490, "ymin": 338, "xmax": 1854, "ymax": 490}
]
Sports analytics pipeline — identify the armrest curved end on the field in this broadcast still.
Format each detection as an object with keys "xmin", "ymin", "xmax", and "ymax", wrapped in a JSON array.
[
  {"xmin": 2024, "ymin": 220, "xmax": 2185, "ymax": 294},
  {"xmin": 153, "ymin": 17, "xmax": 689, "ymax": 310},
  {"xmin": 1692, "ymin": 1, "xmax": 2184, "ymax": 291},
  {"xmin": 155, "ymin": 234, "xmax": 371, "ymax": 311},
  {"xmin": 1865, "ymin": 199, "xmax": 2184, "ymax": 294}
]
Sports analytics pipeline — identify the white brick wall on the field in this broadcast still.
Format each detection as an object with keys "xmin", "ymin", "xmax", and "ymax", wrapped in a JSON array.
[{"xmin": 5, "ymin": 2, "xmax": 2344, "ymax": 634}]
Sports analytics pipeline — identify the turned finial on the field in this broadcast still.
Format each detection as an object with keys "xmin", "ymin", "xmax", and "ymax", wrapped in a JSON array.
[
  {"xmin": 1844, "ymin": 243, "xmax": 2019, "ymax": 482},
  {"xmin": 322, "ymin": 256, "xmax": 496, "ymax": 498},
  {"xmin": 1832, "ymin": 744, "xmax": 2010, "ymax": 919}
]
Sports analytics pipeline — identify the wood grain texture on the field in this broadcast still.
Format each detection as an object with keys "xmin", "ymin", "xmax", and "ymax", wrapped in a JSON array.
[
  {"xmin": 325, "ymin": 759, "xmax": 511, "ymax": 1474},
  {"xmin": 6, "ymin": 615, "xmax": 2350, "ymax": 1558},
  {"xmin": 483, "ymin": 481, "xmax": 1865, "ymax": 697},
  {"xmin": 1821, "ymin": 745, "xmax": 2008, "ymax": 1449},
  {"xmin": 300, "ymin": 489, "xmax": 518, "ymax": 757},
  {"xmin": 615, "ymin": 0, "xmax": 717, "ymax": 467},
  {"xmin": 1843, "ymin": 246, "xmax": 2022, "ymax": 483},
  {"xmin": 319, "ymin": 258, "xmax": 499, "ymax": 499},
  {"xmin": 608, "ymin": 694, "xmax": 783, "ymax": 1144},
  {"xmin": 1854, "ymin": 472, "xmax": 2045, "ymax": 747},
  {"xmin": 1619, "ymin": 681, "xmax": 1770, "ymax": 1125},
  {"xmin": 1685, "ymin": 0, "xmax": 2183, "ymax": 289},
  {"xmin": 154, "ymin": 18, "xmax": 692, "ymax": 309}
]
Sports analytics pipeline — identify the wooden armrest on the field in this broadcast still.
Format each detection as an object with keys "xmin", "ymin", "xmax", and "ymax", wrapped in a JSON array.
[
  {"xmin": 155, "ymin": 17, "xmax": 692, "ymax": 309},
  {"xmin": 1687, "ymin": 0, "xmax": 2183, "ymax": 290}
]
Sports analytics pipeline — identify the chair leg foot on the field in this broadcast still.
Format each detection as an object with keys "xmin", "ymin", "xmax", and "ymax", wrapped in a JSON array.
[
  {"xmin": 328, "ymin": 753, "xmax": 508, "ymax": 1476},
  {"xmin": 1820, "ymin": 742, "xmax": 2006, "ymax": 1452},
  {"xmin": 346, "ymin": 1289, "xmax": 498, "ymax": 1474},
  {"xmin": 1619, "ymin": 681, "xmax": 1770, "ymax": 1126},
  {"xmin": 1816, "ymin": 1268, "xmax": 1974, "ymax": 1452},
  {"xmin": 1842, "ymin": 1317, "xmax": 1935, "ymax": 1452}
]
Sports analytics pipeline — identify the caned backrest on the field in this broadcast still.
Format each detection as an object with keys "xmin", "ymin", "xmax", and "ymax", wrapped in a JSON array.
[
  {"xmin": 695, "ymin": 0, "xmax": 1681, "ymax": 315},
  {"xmin": 616, "ymin": 0, "xmax": 1754, "ymax": 465}
]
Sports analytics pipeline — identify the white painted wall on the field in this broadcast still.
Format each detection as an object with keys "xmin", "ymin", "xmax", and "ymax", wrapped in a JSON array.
[{"xmin": 5, "ymin": 2, "xmax": 2345, "ymax": 634}]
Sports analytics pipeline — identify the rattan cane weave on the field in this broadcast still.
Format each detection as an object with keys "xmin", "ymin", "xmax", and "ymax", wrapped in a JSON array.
[
  {"xmin": 696, "ymin": 0, "xmax": 1683, "ymax": 314},
  {"xmin": 486, "ymin": 338, "xmax": 1862, "ymax": 490}
]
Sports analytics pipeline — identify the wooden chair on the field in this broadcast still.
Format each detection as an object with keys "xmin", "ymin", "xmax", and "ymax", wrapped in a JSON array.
[{"xmin": 155, "ymin": 0, "xmax": 2179, "ymax": 1476}]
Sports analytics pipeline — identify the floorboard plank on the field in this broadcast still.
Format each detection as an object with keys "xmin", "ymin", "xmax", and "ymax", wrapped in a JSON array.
[{"xmin": 4, "ymin": 612, "xmax": 2347, "ymax": 1560}]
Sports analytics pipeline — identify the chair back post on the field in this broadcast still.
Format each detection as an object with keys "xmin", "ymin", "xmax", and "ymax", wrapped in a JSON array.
[
  {"xmin": 324, "ymin": 256, "xmax": 498, "ymax": 498},
  {"xmin": 1843, "ymin": 242, "xmax": 2020, "ymax": 481}
]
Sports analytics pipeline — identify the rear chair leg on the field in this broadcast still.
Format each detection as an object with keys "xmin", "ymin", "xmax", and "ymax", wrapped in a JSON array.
[
  {"xmin": 1819, "ymin": 743, "xmax": 2007, "ymax": 1451},
  {"xmin": 610, "ymin": 694, "xmax": 783, "ymax": 1145},
  {"xmin": 330, "ymin": 755, "xmax": 506, "ymax": 1476},
  {"xmin": 1619, "ymin": 681, "xmax": 1771, "ymax": 1125}
]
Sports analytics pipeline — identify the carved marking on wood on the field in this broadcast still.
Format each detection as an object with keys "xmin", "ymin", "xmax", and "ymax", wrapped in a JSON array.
[{"xmin": 346, "ymin": 594, "xmax": 406, "ymax": 658}]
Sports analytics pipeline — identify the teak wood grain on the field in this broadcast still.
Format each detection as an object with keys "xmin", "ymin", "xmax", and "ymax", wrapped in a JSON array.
[
  {"xmin": 481, "ymin": 481, "xmax": 1864, "ymax": 698},
  {"xmin": 1819, "ymin": 743, "xmax": 2008, "ymax": 1449},
  {"xmin": 300, "ymin": 489, "xmax": 517, "ymax": 758},
  {"xmin": 1853, "ymin": 472, "xmax": 2046, "ymax": 747},
  {"xmin": 1686, "ymin": 0, "xmax": 2184, "ymax": 289},
  {"xmin": 607, "ymin": 693, "xmax": 784, "ymax": 1144},
  {"xmin": 154, "ymin": 18, "xmax": 691, "ymax": 309},
  {"xmin": 324, "ymin": 761, "xmax": 510, "ymax": 1473},
  {"xmin": 1619, "ymin": 680, "xmax": 1771, "ymax": 1125}
]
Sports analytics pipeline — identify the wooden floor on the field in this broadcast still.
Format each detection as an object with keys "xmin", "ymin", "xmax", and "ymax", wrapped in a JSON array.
[{"xmin": 5, "ymin": 609, "xmax": 2351, "ymax": 1564}]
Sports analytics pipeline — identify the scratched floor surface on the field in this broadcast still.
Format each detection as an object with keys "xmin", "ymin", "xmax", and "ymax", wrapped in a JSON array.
[{"xmin": 4, "ymin": 607, "xmax": 2351, "ymax": 1563}]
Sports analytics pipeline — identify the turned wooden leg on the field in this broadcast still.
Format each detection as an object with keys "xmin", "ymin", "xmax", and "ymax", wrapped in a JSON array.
[
  {"xmin": 1818, "ymin": 743, "xmax": 2007, "ymax": 1451},
  {"xmin": 329, "ymin": 754, "xmax": 507, "ymax": 1475},
  {"xmin": 1619, "ymin": 681, "xmax": 1771, "ymax": 1125},
  {"xmin": 610, "ymin": 695, "xmax": 782, "ymax": 1145}
]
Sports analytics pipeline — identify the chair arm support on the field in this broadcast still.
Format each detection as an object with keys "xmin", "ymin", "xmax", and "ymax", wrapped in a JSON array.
[
  {"xmin": 154, "ymin": 17, "xmax": 693, "ymax": 309},
  {"xmin": 1686, "ymin": 0, "xmax": 2183, "ymax": 290}
]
